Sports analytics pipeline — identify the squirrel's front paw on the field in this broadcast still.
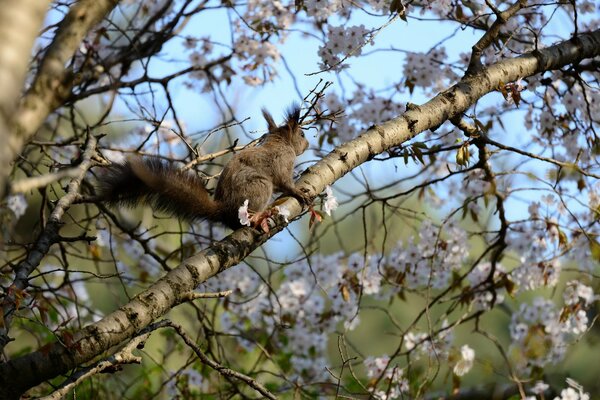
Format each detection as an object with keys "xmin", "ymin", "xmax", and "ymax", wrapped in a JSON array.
[{"xmin": 295, "ymin": 188, "xmax": 312, "ymax": 206}]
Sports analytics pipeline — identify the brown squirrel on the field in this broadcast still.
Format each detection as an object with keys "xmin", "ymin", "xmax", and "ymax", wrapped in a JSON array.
[{"xmin": 97, "ymin": 106, "xmax": 310, "ymax": 229}]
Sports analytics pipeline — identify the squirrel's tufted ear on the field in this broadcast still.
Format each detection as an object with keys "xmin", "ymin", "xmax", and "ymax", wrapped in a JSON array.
[
  {"xmin": 285, "ymin": 104, "xmax": 301, "ymax": 130},
  {"xmin": 262, "ymin": 109, "xmax": 277, "ymax": 131}
]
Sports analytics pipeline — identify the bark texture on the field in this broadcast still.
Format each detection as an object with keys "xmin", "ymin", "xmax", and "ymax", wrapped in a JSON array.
[
  {"xmin": 0, "ymin": 0, "xmax": 118, "ymax": 198},
  {"xmin": 0, "ymin": 0, "xmax": 51, "ymax": 196}
]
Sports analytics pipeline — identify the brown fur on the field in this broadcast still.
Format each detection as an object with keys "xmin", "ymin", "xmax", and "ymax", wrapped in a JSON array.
[{"xmin": 97, "ymin": 106, "xmax": 309, "ymax": 229}]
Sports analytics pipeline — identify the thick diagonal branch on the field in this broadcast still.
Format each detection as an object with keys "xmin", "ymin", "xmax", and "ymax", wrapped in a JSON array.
[{"xmin": 466, "ymin": 0, "xmax": 527, "ymax": 74}]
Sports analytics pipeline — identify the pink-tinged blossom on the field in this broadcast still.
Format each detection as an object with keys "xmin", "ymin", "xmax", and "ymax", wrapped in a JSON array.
[
  {"xmin": 304, "ymin": 0, "xmax": 342, "ymax": 19},
  {"xmin": 403, "ymin": 47, "xmax": 456, "ymax": 92},
  {"xmin": 238, "ymin": 199, "xmax": 251, "ymax": 226},
  {"xmin": 421, "ymin": 0, "xmax": 452, "ymax": 16},
  {"xmin": 318, "ymin": 25, "xmax": 369, "ymax": 70},
  {"xmin": 189, "ymin": 51, "xmax": 206, "ymax": 66},
  {"xmin": 242, "ymin": 76, "xmax": 264, "ymax": 86},
  {"xmin": 568, "ymin": 310, "xmax": 589, "ymax": 335},
  {"xmin": 364, "ymin": 356, "xmax": 409, "ymax": 399},
  {"xmin": 563, "ymin": 89, "xmax": 584, "ymax": 116},
  {"xmin": 182, "ymin": 36, "xmax": 199, "ymax": 50},
  {"xmin": 538, "ymin": 110, "xmax": 556, "ymax": 133},
  {"xmin": 528, "ymin": 201, "xmax": 541, "ymax": 218},
  {"xmin": 364, "ymin": 355, "xmax": 390, "ymax": 378},
  {"xmin": 365, "ymin": 0, "xmax": 389, "ymax": 12},
  {"xmin": 503, "ymin": 78, "xmax": 525, "ymax": 106}
]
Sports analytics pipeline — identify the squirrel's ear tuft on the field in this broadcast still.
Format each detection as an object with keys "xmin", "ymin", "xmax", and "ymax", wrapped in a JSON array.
[
  {"xmin": 262, "ymin": 108, "xmax": 277, "ymax": 131},
  {"xmin": 285, "ymin": 103, "xmax": 301, "ymax": 129}
]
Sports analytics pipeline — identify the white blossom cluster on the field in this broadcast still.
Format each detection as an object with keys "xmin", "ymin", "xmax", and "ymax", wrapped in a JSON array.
[
  {"xmin": 197, "ymin": 200, "xmax": 596, "ymax": 389},
  {"xmin": 551, "ymin": 379, "xmax": 591, "ymax": 400},
  {"xmin": 453, "ymin": 344, "xmax": 475, "ymax": 377},
  {"xmin": 364, "ymin": 0, "xmax": 390, "ymax": 12},
  {"xmin": 6, "ymin": 194, "xmax": 28, "ymax": 219},
  {"xmin": 365, "ymin": 355, "xmax": 409, "ymax": 399},
  {"xmin": 202, "ymin": 253, "xmax": 350, "ymax": 382},
  {"xmin": 318, "ymin": 25, "xmax": 370, "ymax": 70},
  {"xmin": 321, "ymin": 90, "xmax": 405, "ymax": 141},
  {"xmin": 509, "ymin": 297, "xmax": 567, "ymax": 370},
  {"xmin": 198, "ymin": 221, "xmax": 473, "ymax": 385},
  {"xmin": 416, "ymin": 0, "xmax": 453, "ymax": 17},
  {"xmin": 303, "ymin": 0, "xmax": 343, "ymax": 19},
  {"xmin": 524, "ymin": 379, "xmax": 591, "ymax": 400},
  {"xmin": 467, "ymin": 262, "xmax": 508, "ymax": 310},
  {"xmin": 527, "ymin": 76, "xmax": 600, "ymax": 164},
  {"xmin": 387, "ymin": 220, "xmax": 469, "ymax": 291},
  {"xmin": 511, "ymin": 259, "xmax": 561, "ymax": 293},
  {"xmin": 404, "ymin": 319, "xmax": 454, "ymax": 360},
  {"xmin": 234, "ymin": 35, "xmax": 281, "ymax": 86},
  {"xmin": 509, "ymin": 289, "xmax": 595, "ymax": 373},
  {"xmin": 563, "ymin": 280, "xmax": 597, "ymax": 308},
  {"xmin": 244, "ymin": 0, "xmax": 294, "ymax": 30},
  {"xmin": 402, "ymin": 48, "xmax": 457, "ymax": 92}
]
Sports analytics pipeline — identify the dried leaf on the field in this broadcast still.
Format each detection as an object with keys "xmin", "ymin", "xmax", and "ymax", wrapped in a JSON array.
[
  {"xmin": 89, "ymin": 244, "xmax": 101, "ymax": 260},
  {"xmin": 341, "ymin": 285, "xmax": 350, "ymax": 302},
  {"xmin": 558, "ymin": 227, "xmax": 568, "ymax": 248}
]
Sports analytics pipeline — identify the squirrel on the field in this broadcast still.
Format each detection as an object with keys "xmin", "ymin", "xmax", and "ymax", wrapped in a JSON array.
[{"xmin": 96, "ymin": 106, "xmax": 310, "ymax": 230}]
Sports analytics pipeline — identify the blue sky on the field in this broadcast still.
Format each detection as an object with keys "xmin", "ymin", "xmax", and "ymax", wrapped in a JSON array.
[{"xmin": 100, "ymin": 4, "xmax": 585, "ymax": 259}]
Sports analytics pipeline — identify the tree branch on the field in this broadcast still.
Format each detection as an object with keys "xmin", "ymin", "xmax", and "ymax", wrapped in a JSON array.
[
  {"xmin": 154, "ymin": 320, "xmax": 277, "ymax": 400},
  {"xmin": 0, "ymin": 0, "xmax": 118, "ymax": 197},
  {"xmin": 0, "ymin": 0, "xmax": 51, "ymax": 161},
  {"xmin": 37, "ymin": 332, "xmax": 149, "ymax": 400},
  {"xmin": 0, "ymin": 134, "xmax": 99, "ymax": 353},
  {"xmin": 467, "ymin": 0, "xmax": 527, "ymax": 74}
]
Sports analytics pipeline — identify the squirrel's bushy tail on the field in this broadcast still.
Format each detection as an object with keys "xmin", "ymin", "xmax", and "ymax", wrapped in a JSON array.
[{"xmin": 97, "ymin": 157, "xmax": 222, "ymax": 223}]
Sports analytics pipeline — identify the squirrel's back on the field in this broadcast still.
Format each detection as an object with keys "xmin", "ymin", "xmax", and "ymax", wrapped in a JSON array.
[{"xmin": 96, "ymin": 105, "xmax": 308, "ymax": 229}]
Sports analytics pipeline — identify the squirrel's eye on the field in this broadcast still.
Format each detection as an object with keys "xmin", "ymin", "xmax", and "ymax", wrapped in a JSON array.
[{"xmin": 300, "ymin": 131, "xmax": 305, "ymax": 137}]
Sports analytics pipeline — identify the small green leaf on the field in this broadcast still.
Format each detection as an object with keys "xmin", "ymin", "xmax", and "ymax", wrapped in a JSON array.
[{"xmin": 590, "ymin": 239, "xmax": 600, "ymax": 261}]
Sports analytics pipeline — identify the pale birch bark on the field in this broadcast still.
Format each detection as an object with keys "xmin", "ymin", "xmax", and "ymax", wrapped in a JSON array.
[
  {"xmin": 0, "ymin": 0, "xmax": 118, "ymax": 197},
  {"xmin": 0, "ymin": 0, "xmax": 51, "ymax": 193}
]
